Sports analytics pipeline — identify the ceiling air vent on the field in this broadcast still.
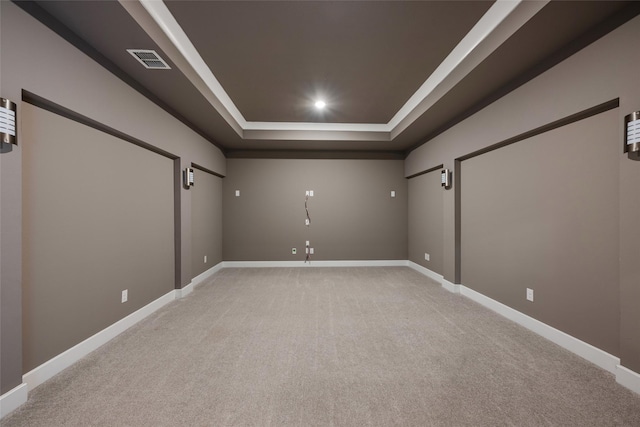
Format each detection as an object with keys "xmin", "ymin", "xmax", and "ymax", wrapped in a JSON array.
[{"xmin": 127, "ymin": 49, "xmax": 171, "ymax": 70}]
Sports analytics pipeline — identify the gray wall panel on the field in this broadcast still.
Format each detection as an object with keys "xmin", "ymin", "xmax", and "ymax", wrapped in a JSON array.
[
  {"xmin": 191, "ymin": 169, "xmax": 223, "ymax": 277},
  {"xmin": 408, "ymin": 170, "xmax": 443, "ymax": 274},
  {"xmin": 223, "ymin": 159, "xmax": 407, "ymax": 261},
  {"xmin": 460, "ymin": 109, "xmax": 619, "ymax": 355},
  {"xmin": 1, "ymin": 1, "xmax": 226, "ymax": 392},
  {"xmin": 22, "ymin": 104, "xmax": 175, "ymax": 371},
  {"xmin": 406, "ymin": 14, "xmax": 640, "ymax": 371}
]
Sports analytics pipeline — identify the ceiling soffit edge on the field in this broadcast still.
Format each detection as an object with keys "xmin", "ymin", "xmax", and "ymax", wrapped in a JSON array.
[{"xmin": 121, "ymin": 0, "xmax": 547, "ymax": 143}]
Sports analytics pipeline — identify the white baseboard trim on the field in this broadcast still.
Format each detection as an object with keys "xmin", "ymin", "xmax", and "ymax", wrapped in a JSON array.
[
  {"xmin": 408, "ymin": 266, "xmax": 621, "ymax": 376},
  {"xmin": 175, "ymin": 282, "xmax": 193, "ymax": 299},
  {"xmin": 441, "ymin": 278, "xmax": 461, "ymax": 294},
  {"xmin": 177, "ymin": 262, "xmax": 225, "ymax": 298},
  {"xmin": 23, "ymin": 289, "xmax": 177, "ymax": 392},
  {"xmin": 191, "ymin": 262, "xmax": 224, "ymax": 286},
  {"xmin": 616, "ymin": 365, "xmax": 640, "ymax": 395},
  {"xmin": 407, "ymin": 261, "xmax": 443, "ymax": 284},
  {"xmin": 405, "ymin": 263, "xmax": 461, "ymax": 293},
  {"xmin": 12, "ymin": 260, "xmax": 640, "ymax": 413},
  {"xmin": 0, "ymin": 383, "xmax": 28, "ymax": 419},
  {"xmin": 222, "ymin": 260, "xmax": 409, "ymax": 268},
  {"xmin": 459, "ymin": 285, "xmax": 620, "ymax": 374}
]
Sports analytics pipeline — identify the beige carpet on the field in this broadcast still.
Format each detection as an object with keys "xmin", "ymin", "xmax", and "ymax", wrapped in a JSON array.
[{"xmin": 4, "ymin": 267, "xmax": 640, "ymax": 426}]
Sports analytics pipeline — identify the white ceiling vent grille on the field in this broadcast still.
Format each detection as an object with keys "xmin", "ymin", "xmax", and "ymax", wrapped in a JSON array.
[{"xmin": 127, "ymin": 49, "xmax": 171, "ymax": 70}]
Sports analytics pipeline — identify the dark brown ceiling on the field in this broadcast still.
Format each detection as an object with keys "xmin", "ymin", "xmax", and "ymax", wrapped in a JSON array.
[
  {"xmin": 23, "ymin": 1, "xmax": 640, "ymax": 156},
  {"xmin": 166, "ymin": 1, "xmax": 492, "ymax": 124}
]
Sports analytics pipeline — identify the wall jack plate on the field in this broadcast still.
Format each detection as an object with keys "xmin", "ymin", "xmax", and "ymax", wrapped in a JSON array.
[{"xmin": 292, "ymin": 248, "xmax": 297, "ymax": 255}]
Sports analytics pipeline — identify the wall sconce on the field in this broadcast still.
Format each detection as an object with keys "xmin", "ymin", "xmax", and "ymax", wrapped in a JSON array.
[
  {"xmin": 624, "ymin": 111, "xmax": 640, "ymax": 161},
  {"xmin": 183, "ymin": 167, "xmax": 194, "ymax": 189},
  {"xmin": 0, "ymin": 98, "xmax": 17, "ymax": 145},
  {"xmin": 441, "ymin": 168, "xmax": 451, "ymax": 189}
]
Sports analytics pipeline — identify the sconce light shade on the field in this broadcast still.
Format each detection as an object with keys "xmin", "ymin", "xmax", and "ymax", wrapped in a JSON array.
[
  {"xmin": 624, "ymin": 111, "xmax": 640, "ymax": 161},
  {"xmin": 183, "ymin": 167, "xmax": 194, "ymax": 189},
  {"xmin": 0, "ymin": 98, "xmax": 17, "ymax": 145},
  {"xmin": 441, "ymin": 169, "xmax": 451, "ymax": 189}
]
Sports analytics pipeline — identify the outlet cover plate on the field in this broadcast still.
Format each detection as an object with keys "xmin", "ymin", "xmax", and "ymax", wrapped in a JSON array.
[{"xmin": 526, "ymin": 288, "xmax": 534, "ymax": 302}]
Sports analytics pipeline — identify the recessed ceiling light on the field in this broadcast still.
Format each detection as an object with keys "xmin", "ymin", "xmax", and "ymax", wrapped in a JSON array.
[{"xmin": 314, "ymin": 100, "xmax": 326, "ymax": 110}]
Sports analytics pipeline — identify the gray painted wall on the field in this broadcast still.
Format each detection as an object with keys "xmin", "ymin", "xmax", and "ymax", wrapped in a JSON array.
[
  {"xmin": 3, "ymin": 0, "xmax": 640, "ymax": 404},
  {"xmin": 460, "ymin": 109, "xmax": 619, "ymax": 355},
  {"xmin": 405, "ymin": 15, "xmax": 640, "ymax": 370},
  {"xmin": 22, "ymin": 104, "xmax": 175, "ymax": 371},
  {"xmin": 0, "ymin": 2, "xmax": 225, "ymax": 394},
  {"xmin": 191, "ymin": 169, "xmax": 223, "ymax": 278},
  {"xmin": 223, "ymin": 159, "xmax": 407, "ymax": 261},
  {"xmin": 408, "ymin": 170, "xmax": 443, "ymax": 274}
]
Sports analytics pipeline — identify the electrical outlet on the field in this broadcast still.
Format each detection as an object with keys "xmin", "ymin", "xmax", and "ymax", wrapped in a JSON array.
[
  {"xmin": 305, "ymin": 219, "xmax": 310, "ymax": 226},
  {"xmin": 235, "ymin": 190, "xmax": 240, "ymax": 197},
  {"xmin": 292, "ymin": 248, "xmax": 297, "ymax": 255},
  {"xmin": 204, "ymin": 255, "xmax": 207, "ymax": 263},
  {"xmin": 526, "ymin": 288, "xmax": 534, "ymax": 302},
  {"xmin": 310, "ymin": 248, "xmax": 314, "ymax": 255},
  {"xmin": 305, "ymin": 247, "xmax": 309, "ymax": 254},
  {"xmin": 391, "ymin": 190, "xmax": 396, "ymax": 198},
  {"xmin": 425, "ymin": 253, "xmax": 430, "ymax": 261},
  {"xmin": 121, "ymin": 289, "xmax": 128, "ymax": 303},
  {"xmin": 306, "ymin": 240, "xmax": 310, "ymax": 246},
  {"xmin": 309, "ymin": 190, "xmax": 314, "ymax": 197}
]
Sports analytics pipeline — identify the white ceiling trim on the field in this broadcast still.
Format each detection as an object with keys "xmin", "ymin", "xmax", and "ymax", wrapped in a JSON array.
[
  {"xmin": 388, "ymin": 0, "xmax": 548, "ymax": 139},
  {"xmin": 126, "ymin": 0, "xmax": 547, "ymax": 143},
  {"xmin": 138, "ymin": 0, "xmax": 247, "ymax": 130},
  {"xmin": 242, "ymin": 121, "xmax": 390, "ymax": 132}
]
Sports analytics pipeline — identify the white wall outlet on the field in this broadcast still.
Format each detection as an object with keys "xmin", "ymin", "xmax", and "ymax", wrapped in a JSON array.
[
  {"xmin": 305, "ymin": 219, "xmax": 310, "ymax": 226},
  {"xmin": 292, "ymin": 248, "xmax": 297, "ymax": 255},
  {"xmin": 306, "ymin": 240, "xmax": 310, "ymax": 246},
  {"xmin": 526, "ymin": 288, "xmax": 534, "ymax": 302},
  {"xmin": 305, "ymin": 190, "xmax": 309, "ymax": 196},
  {"xmin": 309, "ymin": 190, "xmax": 314, "ymax": 197},
  {"xmin": 425, "ymin": 253, "xmax": 430, "ymax": 261},
  {"xmin": 305, "ymin": 247, "xmax": 309, "ymax": 254},
  {"xmin": 204, "ymin": 255, "xmax": 207, "ymax": 263},
  {"xmin": 391, "ymin": 190, "xmax": 396, "ymax": 198},
  {"xmin": 310, "ymin": 248, "xmax": 314, "ymax": 255},
  {"xmin": 121, "ymin": 289, "xmax": 128, "ymax": 303},
  {"xmin": 235, "ymin": 190, "xmax": 240, "ymax": 197}
]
